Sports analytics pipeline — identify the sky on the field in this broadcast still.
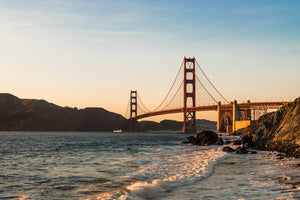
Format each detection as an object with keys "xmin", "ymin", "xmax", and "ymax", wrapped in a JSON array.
[{"xmin": 0, "ymin": 0, "xmax": 299, "ymax": 121}]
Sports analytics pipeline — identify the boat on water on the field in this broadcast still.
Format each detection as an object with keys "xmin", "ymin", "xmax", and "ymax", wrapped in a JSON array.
[{"xmin": 113, "ymin": 129, "xmax": 123, "ymax": 133}]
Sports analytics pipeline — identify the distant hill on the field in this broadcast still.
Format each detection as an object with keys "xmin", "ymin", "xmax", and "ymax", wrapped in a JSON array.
[
  {"xmin": 138, "ymin": 119, "xmax": 217, "ymax": 132},
  {"xmin": 0, "ymin": 93, "xmax": 128, "ymax": 131}
]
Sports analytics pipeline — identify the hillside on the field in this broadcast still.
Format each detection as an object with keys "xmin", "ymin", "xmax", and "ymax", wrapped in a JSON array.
[
  {"xmin": 0, "ymin": 93, "xmax": 128, "ymax": 131},
  {"xmin": 138, "ymin": 119, "xmax": 217, "ymax": 132},
  {"xmin": 234, "ymin": 97, "xmax": 300, "ymax": 157}
]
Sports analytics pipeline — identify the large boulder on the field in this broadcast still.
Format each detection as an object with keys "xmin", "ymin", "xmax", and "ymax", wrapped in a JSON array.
[
  {"xmin": 216, "ymin": 137, "xmax": 224, "ymax": 145},
  {"xmin": 236, "ymin": 146, "xmax": 248, "ymax": 154},
  {"xmin": 195, "ymin": 131, "xmax": 218, "ymax": 145},
  {"xmin": 181, "ymin": 136, "xmax": 196, "ymax": 144},
  {"xmin": 230, "ymin": 139, "xmax": 241, "ymax": 145},
  {"xmin": 222, "ymin": 146, "xmax": 235, "ymax": 152}
]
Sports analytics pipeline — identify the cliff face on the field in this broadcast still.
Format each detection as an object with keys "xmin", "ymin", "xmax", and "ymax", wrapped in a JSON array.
[
  {"xmin": 0, "ymin": 93, "xmax": 128, "ymax": 131},
  {"xmin": 235, "ymin": 97, "xmax": 300, "ymax": 157}
]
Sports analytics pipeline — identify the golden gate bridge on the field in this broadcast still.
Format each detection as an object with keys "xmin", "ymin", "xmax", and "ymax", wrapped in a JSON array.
[{"xmin": 124, "ymin": 57, "xmax": 290, "ymax": 133}]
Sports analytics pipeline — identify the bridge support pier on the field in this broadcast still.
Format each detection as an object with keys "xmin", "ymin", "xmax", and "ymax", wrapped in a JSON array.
[
  {"xmin": 233, "ymin": 100, "xmax": 240, "ymax": 132},
  {"xmin": 129, "ymin": 90, "xmax": 138, "ymax": 132},
  {"xmin": 217, "ymin": 100, "xmax": 252, "ymax": 133},
  {"xmin": 182, "ymin": 57, "xmax": 197, "ymax": 133},
  {"xmin": 129, "ymin": 119, "xmax": 138, "ymax": 132},
  {"xmin": 217, "ymin": 101, "xmax": 221, "ymax": 132}
]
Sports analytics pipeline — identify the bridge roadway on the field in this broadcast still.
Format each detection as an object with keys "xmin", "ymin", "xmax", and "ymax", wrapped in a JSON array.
[{"xmin": 132, "ymin": 101, "xmax": 290, "ymax": 120}]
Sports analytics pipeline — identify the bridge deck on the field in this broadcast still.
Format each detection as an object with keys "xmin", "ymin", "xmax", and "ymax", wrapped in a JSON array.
[{"xmin": 132, "ymin": 101, "xmax": 290, "ymax": 120}]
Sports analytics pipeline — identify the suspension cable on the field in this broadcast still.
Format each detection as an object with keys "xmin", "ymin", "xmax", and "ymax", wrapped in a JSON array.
[
  {"xmin": 152, "ymin": 60, "xmax": 184, "ymax": 111},
  {"xmin": 195, "ymin": 59, "xmax": 230, "ymax": 103},
  {"xmin": 161, "ymin": 81, "xmax": 183, "ymax": 111},
  {"xmin": 124, "ymin": 94, "xmax": 131, "ymax": 118},
  {"xmin": 137, "ymin": 104, "xmax": 148, "ymax": 114},
  {"xmin": 191, "ymin": 69, "xmax": 218, "ymax": 104},
  {"xmin": 137, "ymin": 93, "xmax": 151, "ymax": 113}
]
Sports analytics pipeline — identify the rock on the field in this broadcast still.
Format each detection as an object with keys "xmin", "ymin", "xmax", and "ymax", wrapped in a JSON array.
[
  {"xmin": 236, "ymin": 146, "xmax": 248, "ymax": 154},
  {"xmin": 250, "ymin": 150, "xmax": 257, "ymax": 154},
  {"xmin": 224, "ymin": 140, "xmax": 232, "ymax": 144},
  {"xmin": 241, "ymin": 135, "xmax": 254, "ymax": 147},
  {"xmin": 233, "ymin": 97, "xmax": 300, "ymax": 158},
  {"xmin": 230, "ymin": 139, "xmax": 241, "ymax": 145},
  {"xmin": 222, "ymin": 146, "xmax": 235, "ymax": 152},
  {"xmin": 216, "ymin": 137, "xmax": 224, "ymax": 145},
  {"xmin": 276, "ymin": 153, "xmax": 285, "ymax": 157},
  {"xmin": 276, "ymin": 155, "xmax": 285, "ymax": 160},
  {"xmin": 182, "ymin": 136, "xmax": 197, "ymax": 144},
  {"xmin": 187, "ymin": 136, "xmax": 196, "ymax": 143},
  {"xmin": 289, "ymin": 163, "xmax": 300, "ymax": 168},
  {"xmin": 195, "ymin": 131, "xmax": 218, "ymax": 145}
]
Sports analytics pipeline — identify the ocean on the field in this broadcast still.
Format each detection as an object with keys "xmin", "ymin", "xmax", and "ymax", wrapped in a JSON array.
[{"xmin": 0, "ymin": 132, "xmax": 299, "ymax": 200}]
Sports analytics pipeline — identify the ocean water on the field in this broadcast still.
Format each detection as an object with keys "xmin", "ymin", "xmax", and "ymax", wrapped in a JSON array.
[{"xmin": 0, "ymin": 132, "xmax": 299, "ymax": 200}]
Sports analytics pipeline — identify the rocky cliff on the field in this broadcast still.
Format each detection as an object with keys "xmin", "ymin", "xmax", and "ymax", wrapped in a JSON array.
[
  {"xmin": 234, "ymin": 97, "xmax": 300, "ymax": 157},
  {"xmin": 0, "ymin": 93, "xmax": 128, "ymax": 131}
]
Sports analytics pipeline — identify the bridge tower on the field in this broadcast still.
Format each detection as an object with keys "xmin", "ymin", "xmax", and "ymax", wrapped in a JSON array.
[
  {"xmin": 182, "ymin": 57, "xmax": 196, "ymax": 133},
  {"xmin": 129, "ymin": 90, "xmax": 138, "ymax": 131}
]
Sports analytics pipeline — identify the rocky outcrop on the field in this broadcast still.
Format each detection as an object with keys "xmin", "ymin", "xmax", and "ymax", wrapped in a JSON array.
[
  {"xmin": 0, "ymin": 93, "xmax": 128, "ymax": 131},
  {"xmin": 182, "ymin": 130, "xmax": 221, "ymax": 145},
  {"xmin": 236, "ymin": 146, "xmax": 248, "ymax": 154},
  {"xmin": 222, "ymin": 146, "xmax": 235, "ymax": 152},
  {"xmin": 196, "ymin": 131, "xmax": 218, "ymax": 145},
  {"xmin": 222, "ymin": 146, "xmax": 257, "ymax": 154},
  {"xmin": 234, "ymin": 97, "xmax": 300, "ymax": 157}
]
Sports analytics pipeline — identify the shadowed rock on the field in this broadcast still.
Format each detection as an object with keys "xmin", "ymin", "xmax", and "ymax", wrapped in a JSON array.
[
  {"xmin": 222, "ymin": 146, "xmax": 235, "ymax": 152},
  {"xmin": 216, "ymin": 137, "xmax": 224, "ymax": 145},
  {"xmin": 195, "ymin": 131, "xmax": 218, "ymax": 145},
  {"xmin": 182, "ymin": 131, "xmax": 221, "ymax": 146},
  {"xmin": 234, "ymin": 97, "xmax": 300, "ymax": 158},
  {"xmin": 230, "ymin": 139, "xmax": 241, "ymax": 145},
  {"xmin": 181, "ymin": 136, "xmax": 197, "ymax": 144},
  {"xmin": 236, "ymin": 146, "xmax": 248, "ymax": 154}
]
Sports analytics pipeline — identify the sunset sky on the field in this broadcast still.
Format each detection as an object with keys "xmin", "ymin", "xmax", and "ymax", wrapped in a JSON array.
[{"xmin": 0, "ymin": 0, "xmax": 299, "ymax": 121}]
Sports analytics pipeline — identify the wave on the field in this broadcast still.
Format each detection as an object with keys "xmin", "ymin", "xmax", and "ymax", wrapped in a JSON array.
[{"xmin": 85, "ymin": 146, "xmax": 229, "ymax": 200}]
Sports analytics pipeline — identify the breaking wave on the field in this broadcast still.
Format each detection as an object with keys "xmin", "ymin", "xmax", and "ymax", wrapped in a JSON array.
[{"xmin": 86, "ymin": 147, "xmax": 228, "ymax": 200}]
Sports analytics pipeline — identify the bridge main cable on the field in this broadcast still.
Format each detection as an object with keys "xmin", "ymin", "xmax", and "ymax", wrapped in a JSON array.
[
  {"xmin": 195, "ymin": 59, "xmax": 230, "ymax": 104},
  {"xmin": 152, "ymin": 60, "xmax": 184, "ymax": 112},
  {"xmin": 190, "ymin": 68, "xmax": 218, "ymax": 104},
  {"xmin": 124, "ymin": 93, "xmax": 131, "ymax": 118},
  {"xmin": 160, "ymin": 81, "xmax": 183, "ymax": 111},
  {"xmin": 137, "ymin": 93, "xmax": 151, "ymax": 113}
]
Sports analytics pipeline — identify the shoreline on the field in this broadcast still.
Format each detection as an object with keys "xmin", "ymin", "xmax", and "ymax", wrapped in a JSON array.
[{"xmin": 165, "ymin": 145, "xmax": 300, "ymax": 199}]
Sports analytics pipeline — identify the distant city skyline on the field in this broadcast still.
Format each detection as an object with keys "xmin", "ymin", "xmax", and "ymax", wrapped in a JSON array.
[{"xmin": 0, "ymin": 0, "xmax": 299, "ymax": 121}]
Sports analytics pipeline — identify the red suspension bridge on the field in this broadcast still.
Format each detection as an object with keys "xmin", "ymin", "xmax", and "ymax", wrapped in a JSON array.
[{"xmin": 125, "ymin": 57, "xmax": 290, "ymax": 133}]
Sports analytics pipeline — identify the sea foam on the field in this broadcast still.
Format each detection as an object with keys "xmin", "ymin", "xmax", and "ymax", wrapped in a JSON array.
[{"xmin": 88, "ymin": 147, "xmax": 228, "ymax": 200}]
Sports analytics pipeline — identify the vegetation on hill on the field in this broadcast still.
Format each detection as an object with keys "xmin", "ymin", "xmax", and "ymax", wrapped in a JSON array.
[{"xmin": 0, "ymin": 93, "xmax": 128, "ymax": 131}]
